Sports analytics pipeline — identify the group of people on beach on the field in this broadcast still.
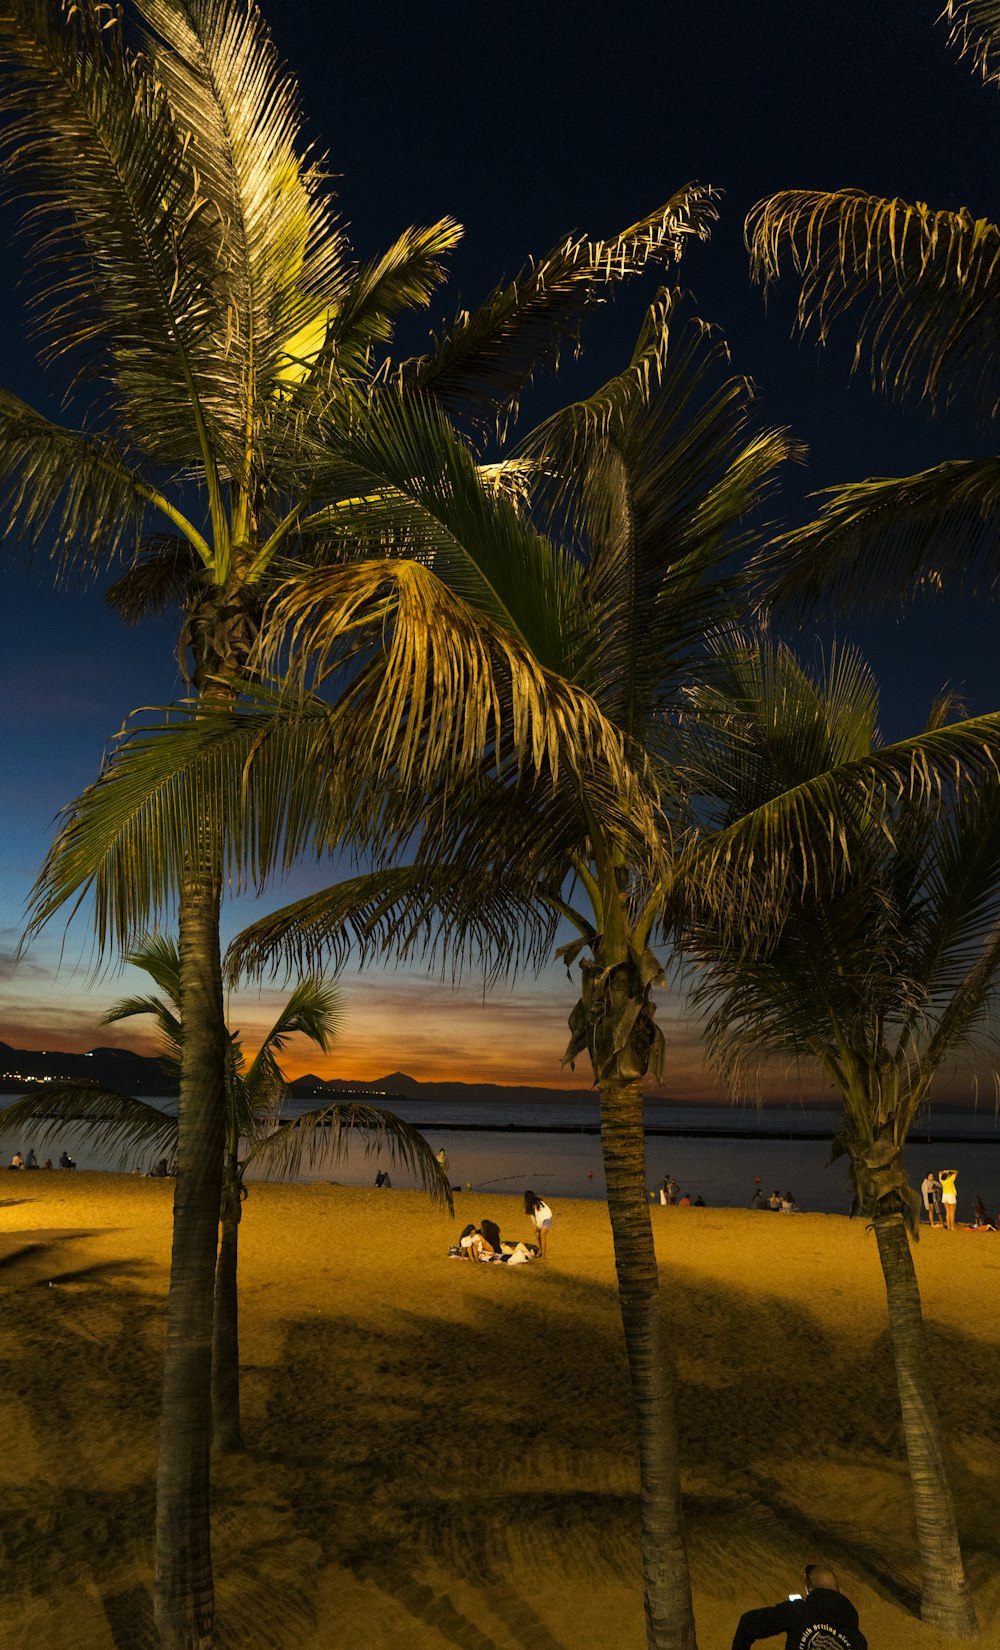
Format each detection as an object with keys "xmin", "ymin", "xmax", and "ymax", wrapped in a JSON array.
[
  {"xmin": 920, "ymin": 1168, "xmax": 996, "ymax": 1230},
  {"xmin": 453, "ymin": 1190, "xmax": 553, "ymax": 1265},
  {"xmin": 748, "ymin": 1176, "xmax": 799, "ymax": 1212},
  {"xmin": 9, "ymin": 1149, "xmax": 74, "ymax": 1170},
  {"xmin": 656, "ymin": 1175, "xmax": 705, "ymax": 1207}
]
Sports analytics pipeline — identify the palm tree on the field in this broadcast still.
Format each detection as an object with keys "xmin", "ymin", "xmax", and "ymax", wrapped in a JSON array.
[
  {"xmin": 679, "ymin": 638, "xmax": 1000, "ymax": 1638},
  {"xmin": 745, "ymin": 2, "xmax": 1000, "ymax": 610},
  {"xmin": 0, "ymin": 934, "xmax": 448, "ymax": 1454},
  {"xmin": 183, "ymin": 293, "xmax": 797, "ymax": 1650},
  {"xmin": 0, "ymin": 1, "xmax": 716, "ymax": 1639}
]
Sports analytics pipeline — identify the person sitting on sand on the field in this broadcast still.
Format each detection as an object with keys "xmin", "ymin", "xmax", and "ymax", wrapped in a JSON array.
[
  {"xmin": 10, "ymin": 1152, "xmax": 23, "ymax": 1170},
  {"xmin": 780, "ymin": 1191, "xmax": 798, "ymax": 1213},
  {"xmin": 458, "ymin": 1224, "xmax": 502, "ymax": 1263},
  {"xmin": 480, "ymin": 1217, "xmax": 502, "ymax": 1254},
  {"xmin": 694, "ymin": 1194, "xmax": 706, "ymax": 1206},
  {"xmin": 731, "ymin": 1561, "xmax": 867, "ymax": 1649},
  {"xmin": 678, "ymin": 1192, "xmax": 692, "ymax": 1208},
  {"xmin": 751, "ymin": 1187, "xmax": 766, "ymax": 1209},
  {"xmin": 972, "ymin": 1196, "xmax": 995, "ymax": 1230},
  {"xmin": 767, "ymin": 1189, "xmax": 782, "ymax": 1210},
  {"xmin": 374, "ymin": 1169, "xmax": 391, "ymax": 1188},
  {"xmin": 524, "ymin": 1190, "xmax": 553, "ymax": 1257},
  {"xmin": 58, "ymin": 1151, "xmax": 76, "ymax": 1170},
  {"xmin": 25, "ymin": 1148, "xmax": 38, "ymax": 1169}
]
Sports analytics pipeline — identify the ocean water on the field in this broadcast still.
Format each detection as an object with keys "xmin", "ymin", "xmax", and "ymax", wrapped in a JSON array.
[{"xmin": 3, "ymin": 1097, "xmax": 1000, "ymax": 1219}]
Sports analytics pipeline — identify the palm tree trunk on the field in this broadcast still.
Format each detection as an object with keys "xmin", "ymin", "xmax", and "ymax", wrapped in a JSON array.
[
  {"xmin": 873, "ymin": 1213, "xmax": 977, "ymax": 1637},
  {"xmin": 212, "ymin": 1152, "xmax": 243, "ymax": 1452},
  {"xmin": 154, "ymin": 869, "xmax": 228, "ymax": 1650},
  {"xmin": 600, "ymin": 1074, "xmax": 697, "ymax": 1650}
]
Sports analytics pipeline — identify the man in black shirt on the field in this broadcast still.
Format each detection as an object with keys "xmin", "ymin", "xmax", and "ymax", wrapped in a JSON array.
[{"xmin": 731, "ymin": 1564, "xmax": 867, "ymax": 1650}]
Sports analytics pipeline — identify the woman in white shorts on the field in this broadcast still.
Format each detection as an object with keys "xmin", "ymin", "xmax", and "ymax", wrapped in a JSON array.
[
  {"xmin": 524, "ymin": 1190, "xmax": 553, "ymax": 1258},
  {"xmin": 939, "ymin": 1168, "xmax": 959, "ymax": 1232}
]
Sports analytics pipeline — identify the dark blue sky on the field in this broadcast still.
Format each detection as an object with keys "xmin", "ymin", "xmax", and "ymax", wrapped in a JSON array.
[{"xmin": 2, "ymin": 0, "xmax": 998, "ymax": 1090}]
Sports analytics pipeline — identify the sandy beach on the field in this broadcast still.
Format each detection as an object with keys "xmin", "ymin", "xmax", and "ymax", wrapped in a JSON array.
[{"xmin": 1, "ymin": 1175, "xmax": 997, "ymax": 1649}]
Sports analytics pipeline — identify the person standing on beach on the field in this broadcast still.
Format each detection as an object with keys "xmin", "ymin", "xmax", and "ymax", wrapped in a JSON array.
[
  {"xmin": 435, "ymin": 1148, "xmax": 450, "ymax": 1179},
  {"xmin": 524, "ymin": 1190, "xmax": 553, "ymax": 1257},
  {"xmin": 920, "ymin": 1172, "xmax": 940, "ymax": 1227},
  {"xmin": 939, "ymin": 1168, "xmax": 959, "ymax": 1231}
]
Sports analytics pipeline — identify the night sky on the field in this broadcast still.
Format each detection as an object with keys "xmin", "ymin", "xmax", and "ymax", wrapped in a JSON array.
[{"xmin": 2, "ymin": 0, "xmax": 998, "ymax": 1095}]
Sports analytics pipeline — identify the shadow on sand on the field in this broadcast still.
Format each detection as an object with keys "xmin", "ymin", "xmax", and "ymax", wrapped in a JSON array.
[{"xmin": 1, "ymin": 1228, "xmax": 997, "ymax": 1647}]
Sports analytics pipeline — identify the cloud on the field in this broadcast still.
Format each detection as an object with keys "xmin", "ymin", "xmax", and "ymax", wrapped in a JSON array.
[{"xmin": 0, "ymin": 948, "xmax": 49, "ymax": 983}]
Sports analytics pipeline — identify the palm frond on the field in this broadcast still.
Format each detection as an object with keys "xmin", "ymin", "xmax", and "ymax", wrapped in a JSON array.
[
  {"xmin": 102, "ymin": 993, "xmax": 183, "ymax": 1056},
  {"xmin": 225, "ymin": 863, "xmax": 557, "ymax": 985},
  {"xmin": 240, "ymin": 976, "xmax": 342, "ymax": 1096},
  {"xmin": 0, "ymin": 1083, "xmax": 177, "ymax": 1166},
  {"xmin": 755, "ymin": 457, "xmax": 1000, "ymax": 616},
  {"xmin": 679, "ymin": 638, "xmax": 880, "ymax": 821},
  {"xmin": 259, "ymin": 554, "xmax": 632, "ymax": 797},
  {"xmin": 105, "ymin": 537, "xmax": 207, "ymax": 623},
  {"xmin": 123, "ymin": 933, "xmax": 183, "ymax": 1004},
  {"xmin": 0, "ymin": 389, "xmax": 182, "ymax": 573},
  {"xmin": 24, "ymin": 690, "xmax": 350, "ymax": 951},
  {"xmin": 320, "ymin": 218, "xmax": 463, "ymax": 373},
  {"xmin": 747, "ymin": 187, "xmax": 1000, "ymax": 428},
  {"xmin": 696, "ymin": 710, "xmax": 1000, "ymax": 929},
  {"xmin": 397, "ymin": 185, "xmax": 720, "ymax": 428},
  {"xmin": 903, "ymin": 787, "xmax": 1000, "ymax": 1003},
  {"xmin": 244, "ymin": 1102, "xmax": 451, "ymax": 1208},
  {"xmin": 134, "ymin": 0, "xmax": 358, "ymax": 432},
  {"xmin": 102, "ymin": 933, "xmax": 184, "ymax": 1059},
  {"xmin": 516, "ymin": 289, "xmax": 797, "ymax": 737},
  {"xmin": 273, "ymin": 389, "xmax": 593, "ymax": 678},
  {"xmin": 0, "ymin": 0, "xmax": 240, "ymax": 474},
  {"xmin": 943, "ymin": 1, "xmax": 1000, "ymax": 84}
]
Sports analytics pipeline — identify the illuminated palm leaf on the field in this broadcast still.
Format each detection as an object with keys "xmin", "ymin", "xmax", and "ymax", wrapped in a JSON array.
[
  {"xmin": 516, "ymin": 288, "xmax": 797, "ymax": 737},
  {"xmin": 398, "ymin": 186, "xmax": 720, "ymax": 427},
  {"xmin": 754, "ymin": 457, "xmax": 1000, "ymax": 614},
  {"xmin": 943, "ymin": 0, "xmax": 1000, "ymax": 83},
  {"xmin": 267, "ymin": 389, "xmax": 593, "ymax": 681},
  {"xmin": 133, "ymin": 0, "xmax": 350, "ymax": 399},
  {"xmin": 0, "ymin": 0, "xmax": 237, "ymax": 474},
  {"xmin": 747, "ymin": 187, "xmax": 1000, "ymax": 426},
  {"xmin": 0, "ymin": 389, "xmax": 199, "ymax": 573}
]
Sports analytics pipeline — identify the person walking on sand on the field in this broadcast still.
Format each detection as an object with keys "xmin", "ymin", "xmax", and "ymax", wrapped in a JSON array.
[
  {"xmin": 524, "ymin": 1190, "xmax": 553, "ymax": 1257},
  {"xmin": 920, "ymin": 1171, "xmax": 941, "ymax": 1227},
  {"xmin": 731, "ymin": 1562, "xmax": 868, "ymax": 1649},
  {"xmin": 939, "ymin": 1167, "xmax": 959, "ymax": 1231}
]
